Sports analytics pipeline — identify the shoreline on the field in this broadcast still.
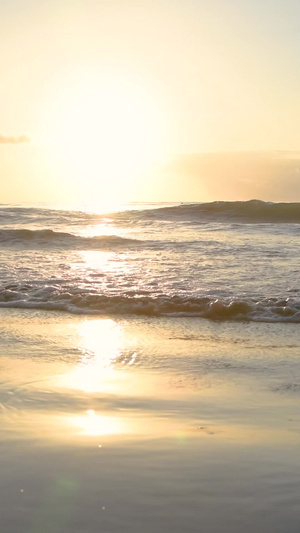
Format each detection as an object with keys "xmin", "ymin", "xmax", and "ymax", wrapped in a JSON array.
[{"xmin": 1, "ymin": 308, "xmax": 300, "ymax": 532}]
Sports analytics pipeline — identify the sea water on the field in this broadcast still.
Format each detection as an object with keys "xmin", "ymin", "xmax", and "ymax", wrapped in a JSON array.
[
  {"xmin": 0, "ymin": 201, "xmax": 300, "ymax": 533},
  {"xmin": 0, "ymin": 200, "xmax": 299, "ymax": 321}
]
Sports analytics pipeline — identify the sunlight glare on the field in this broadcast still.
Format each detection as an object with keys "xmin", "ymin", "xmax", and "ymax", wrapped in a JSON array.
[
  {"xmin": 74, "ymin": 410, "xmax": 124, "ymax": 437},
  {"xmin": 40, "ymin": 71, "xmax": 166, "ymax": 203},
  {"xmin": 65, "ymin": 319, "xmax": 122, "ymax": 393}
]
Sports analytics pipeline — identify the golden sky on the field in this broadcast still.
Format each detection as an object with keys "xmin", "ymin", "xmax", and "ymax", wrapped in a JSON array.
[{"xmin": 1, "ymin": 0, "xmax": 300, "ymax": 203}]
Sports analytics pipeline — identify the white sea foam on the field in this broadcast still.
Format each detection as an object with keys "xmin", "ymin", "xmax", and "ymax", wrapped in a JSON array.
[{"xmin": 0, "ymin": 282, "xmax": 299, "ymax": 322}]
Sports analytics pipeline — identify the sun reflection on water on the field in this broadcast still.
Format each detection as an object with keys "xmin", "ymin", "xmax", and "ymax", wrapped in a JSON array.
[
  {"xmin": 65, "ymin": 319, "xmax": 123, "ymax": 393},
  {"xmin": 74, "ymin": 409, "xmax": 125, "ymax": 437}
]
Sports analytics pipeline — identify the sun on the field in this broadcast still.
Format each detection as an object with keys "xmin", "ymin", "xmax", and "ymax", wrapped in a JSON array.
[{"xmin": 39, "ymin": 71, "xmax": 166, "ymax": 204}]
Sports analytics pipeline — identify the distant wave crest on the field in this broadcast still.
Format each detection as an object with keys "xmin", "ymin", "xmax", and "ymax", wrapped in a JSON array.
[
  {"xmin": 0, "ymin": 283, "xmax": 299, "ymax": 322},
  {"xmin": 1, "ymin": 201, "xmax": 300, "ymax": 227},
  {"xmin": 0, "ymin": 228, "xmax": 142, "ymax": 250},
  {"xmin": 138, "ymin": 200, "xmax": 300, "ymax": 223}
]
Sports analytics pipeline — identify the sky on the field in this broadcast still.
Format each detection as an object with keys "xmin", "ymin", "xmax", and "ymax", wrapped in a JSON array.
[{"xmin": 1, "ymin": 0, "xmax": 300, "ymax": 204}]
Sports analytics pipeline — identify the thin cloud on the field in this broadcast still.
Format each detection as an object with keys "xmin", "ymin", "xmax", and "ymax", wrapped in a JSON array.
[
  {"xmin": 161, "ymin": 151, "xmax": 300, "ymax": 202},
  {"xmin": 0, "ymin": 134, "xmax": 29, "ymax": 144}
]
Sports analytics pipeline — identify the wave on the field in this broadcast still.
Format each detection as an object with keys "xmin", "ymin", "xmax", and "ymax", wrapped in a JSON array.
[
  {"xmin": 0, "ymin": 283, "xmax": 299, "ymax": 322},
  {"xmin": 137, "ymin": 200, "xmax": 300, "ymax": 223},
  {"xmin": 0, "ymin": 205, "xmax": 111, "ymax": 226},
  {"xmin": 1, "ymin": 201, "xmax": 300, "ymax": 227},
  {"xmin": 0, "ymin": 228, "xmax": 143, "ymax": 250}
]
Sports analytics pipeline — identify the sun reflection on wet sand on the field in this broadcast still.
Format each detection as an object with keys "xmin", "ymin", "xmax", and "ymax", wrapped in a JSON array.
[
  {"xmin": 74, "ymin": 409, "xmax": 125, "ymax": 437},
  {"xmin": 1, "ymin": 310, "xmax": 300, "ymax": 533},
  {"xmin": 78, "ymin": 318, "xmax": 122, "ymax": 362},
  {"xmin": 63, "ymin": 319, "xmax": 122, "ymax": 394},
  {"xmin": 1, "ymin": 312, "xmax": 300, "ymax": 452}
]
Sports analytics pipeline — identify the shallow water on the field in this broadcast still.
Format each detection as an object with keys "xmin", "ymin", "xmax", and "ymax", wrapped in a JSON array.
[
  {"xmin": 1, "ymin": 309, "xmax": 300, "ymax": 532},
  {"xmin": 1, "ymin": 201, "xmax": 300, "ymax": 531},
  {"xmin": 0, "ymin": 201, "xmax": 300, "ymax": 321}
]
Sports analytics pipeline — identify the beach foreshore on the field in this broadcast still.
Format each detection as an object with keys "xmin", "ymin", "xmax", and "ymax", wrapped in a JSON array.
[{"xmin": 1, "ymin": 308, "xmax": 300, "ymax": 533}]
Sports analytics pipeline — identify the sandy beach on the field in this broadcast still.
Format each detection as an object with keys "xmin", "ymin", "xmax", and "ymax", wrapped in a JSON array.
[
  {"xmin": 1, "ymin": 308, "xmax": 300, "ymax": 532},
  {"xmin": 1, "ymin": 0, "xmax": 300, "ymax": 529}
]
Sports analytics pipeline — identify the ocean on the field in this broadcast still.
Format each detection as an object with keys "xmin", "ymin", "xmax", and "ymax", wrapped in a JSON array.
[
  {"xmin": 1, "ymin": 200, "xmax": 300, "ymax": 533},
  {"xmin": 1, "ymin": 200, "xmax": 300, "ymax": 321}
]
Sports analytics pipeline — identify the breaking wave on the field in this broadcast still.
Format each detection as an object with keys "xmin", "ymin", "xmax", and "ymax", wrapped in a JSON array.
[
  {"xmin": 0, "ymin": 283, "xmax": 299, "ymax": 322},
  {"xmin": 0, "ymin": 228, "xmax": 143, "ymax": 250}
]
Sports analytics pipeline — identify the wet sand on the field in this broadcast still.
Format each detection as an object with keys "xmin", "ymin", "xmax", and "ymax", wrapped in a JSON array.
[{"xmin": 1, "ymin": 309, "xmax": 300, "ymax": 532}]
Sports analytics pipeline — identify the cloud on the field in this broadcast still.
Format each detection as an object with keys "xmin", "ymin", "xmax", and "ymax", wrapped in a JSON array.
[
  {"xmin": 160, "ymin": 151, "xmax": 300, "ymax": 202},
  {"xmin": 0, "ymin": 134, "xmax": 29, "ymax": 144}
]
